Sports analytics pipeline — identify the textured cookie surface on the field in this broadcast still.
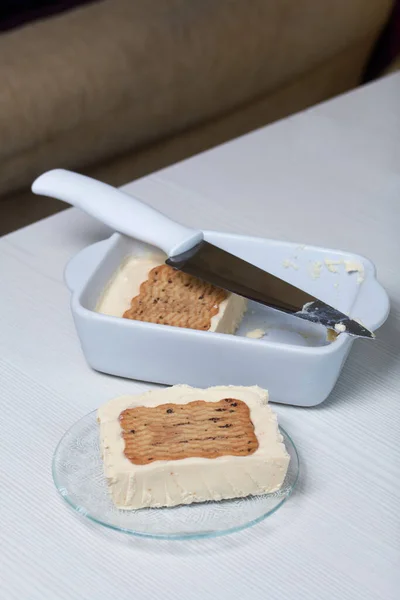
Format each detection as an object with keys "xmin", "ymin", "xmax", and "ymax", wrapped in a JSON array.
[
  {"xmin": 122, "ymin": 264, "xmax": 227, "ymax": 330},
  {"xmin": 119, "ymin": 399, "xmax": 259, "ymax": 464}
]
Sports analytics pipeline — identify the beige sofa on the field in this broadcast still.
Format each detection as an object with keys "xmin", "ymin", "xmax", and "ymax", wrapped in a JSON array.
[{"xmin": 0, "ymin": 0, "xmax": 393, "ymax": 233}]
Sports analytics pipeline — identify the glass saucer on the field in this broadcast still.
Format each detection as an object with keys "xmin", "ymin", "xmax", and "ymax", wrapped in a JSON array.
[{"xmin": 52, "ymin": 410, "xmax": 299, "ymax": 540}]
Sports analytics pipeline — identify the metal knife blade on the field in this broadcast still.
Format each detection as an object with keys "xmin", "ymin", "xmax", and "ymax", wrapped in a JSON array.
[{"xmin": 166, "ymin": 241, "xmax": 374, "ymax": 339}]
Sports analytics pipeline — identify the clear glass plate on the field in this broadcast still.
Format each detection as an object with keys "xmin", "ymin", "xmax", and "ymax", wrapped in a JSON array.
[{"xmin": 52, "ymin": 410, "xmax": 299, "ymax": 540}]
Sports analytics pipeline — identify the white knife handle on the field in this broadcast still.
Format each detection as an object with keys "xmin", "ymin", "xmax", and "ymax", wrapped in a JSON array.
[{"xmin": 31, "ymin": 169, "xmax": 203, "ymax": 256}]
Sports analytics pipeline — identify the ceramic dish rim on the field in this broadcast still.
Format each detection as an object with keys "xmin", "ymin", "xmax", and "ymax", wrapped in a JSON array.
[{"xmin": 64, "ymin": 230, "xmax": 390, "ymax": 356}]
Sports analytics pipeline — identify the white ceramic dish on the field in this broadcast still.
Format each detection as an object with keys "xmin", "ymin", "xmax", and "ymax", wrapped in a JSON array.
[{"xmin": 65, "ymin": 231, "xmax": 389, "ymax": 406}]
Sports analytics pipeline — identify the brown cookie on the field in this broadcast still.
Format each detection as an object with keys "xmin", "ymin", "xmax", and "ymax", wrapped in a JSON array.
[
  {"xmin": 119, "ymin": 399, "xmax": 259, "ymax": 465},
  {"xmin": 123, "ymin": 264, "xmax": 227, "ymax": 330}
]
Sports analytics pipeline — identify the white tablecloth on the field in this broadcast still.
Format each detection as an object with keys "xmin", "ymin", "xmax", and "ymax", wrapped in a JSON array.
[{"xmin": 1, "ymin": 73, "xmax": 399, "ymax": 600}]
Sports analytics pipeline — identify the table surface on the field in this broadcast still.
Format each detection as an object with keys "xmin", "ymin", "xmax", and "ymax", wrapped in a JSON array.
[{"xmin": 1, "ymin": 73, "xmax": 399, "ymax": 600}]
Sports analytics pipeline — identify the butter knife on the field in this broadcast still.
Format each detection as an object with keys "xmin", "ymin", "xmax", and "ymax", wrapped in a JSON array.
[{"xmin": 32, "ymin": 169, "xmax": 374, "ymax": 339}]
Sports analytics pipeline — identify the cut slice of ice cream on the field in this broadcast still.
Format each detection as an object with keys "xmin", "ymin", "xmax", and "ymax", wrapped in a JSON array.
[{"xmin": 98, "ymin": 385, "xmax": 290, "ymax": 510}]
